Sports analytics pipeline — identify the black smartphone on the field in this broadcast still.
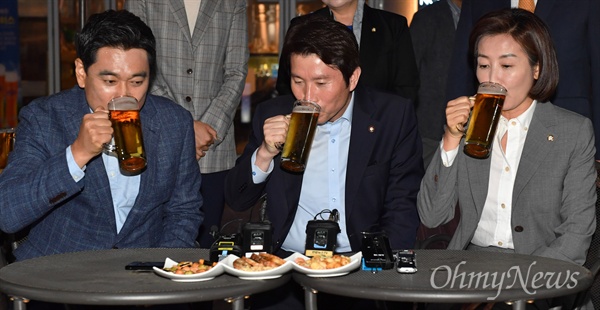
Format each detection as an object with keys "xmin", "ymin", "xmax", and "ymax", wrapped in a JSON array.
[
  {"xmin": 125, "ymin": 261, "xmax": 164, "ymax": 270},
  {"xmin": 396, "ymin": 250, "xmax": 417, "ymax": 274}
]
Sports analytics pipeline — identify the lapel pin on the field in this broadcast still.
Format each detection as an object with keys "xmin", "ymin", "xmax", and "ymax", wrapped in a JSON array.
[
  {"xmin": 372, "ymin": 27, "xmax": 376, "ymax": 32},
  {"xmin": 547, "ymin": 135, "xmax": 554, "ymax": 141},
  {"xmin": 369, "ymin": 126, "xmax": 375, "ymax": 133}
]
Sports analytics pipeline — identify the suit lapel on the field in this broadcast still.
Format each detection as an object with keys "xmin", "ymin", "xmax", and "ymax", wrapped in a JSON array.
[
  {"xmin": 465, "ymin": 151, "xmax": 491, "ymax": 216},
  {"xmin": 168, "ymin": 1, "xmax": 193, "ymax": 44},
  {"xmin": 513, "ymin": 102, "xmax": 555, "ymax": 200},
  {"xmin": 345, "ymin": 88, "xmax": 378, "ymax": 217},
  {"xmin": 191, "ymin": 0, "xmax": 219, "ymax": 48}
]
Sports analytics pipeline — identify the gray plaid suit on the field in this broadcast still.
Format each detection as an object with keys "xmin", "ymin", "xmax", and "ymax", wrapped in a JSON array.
[{"xmin": 126, "ymin": 0, "xmax": 249, "ymax": 173}]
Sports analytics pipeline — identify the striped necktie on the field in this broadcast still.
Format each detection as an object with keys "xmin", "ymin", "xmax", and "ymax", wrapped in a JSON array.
[{"xmin": 518, "ymin": 0, "xmax": 536, "ymax": 12}]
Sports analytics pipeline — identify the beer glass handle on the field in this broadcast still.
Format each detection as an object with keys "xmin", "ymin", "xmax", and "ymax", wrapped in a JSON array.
[
  {"xmin": 103, "ymin": 142, "xmax": 116, "ymax": 152},
  {"xmin": 456, "ymin": 96, "xmax": 477, "ymax": 134}
]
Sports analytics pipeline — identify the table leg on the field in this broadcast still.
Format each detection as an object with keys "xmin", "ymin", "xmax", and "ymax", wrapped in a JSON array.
[
  {"xmin": 10, "ymin": 297, "xmax": 27, "ymax": 310},
  {"xmin": 229, "ymin": 296, "xmax": 244, "ymax": 310},
  {"xmin": 304, "ymin": 286, "xmax": 317, "ymax": 310},
  {"xmin": 511, "ymin": 300, "xmax": 526, "ymax": 310}
]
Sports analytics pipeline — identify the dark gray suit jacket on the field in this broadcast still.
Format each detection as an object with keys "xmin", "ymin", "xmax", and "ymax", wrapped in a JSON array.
[
  {"xmin": 0, "ymin": 87, "xmax": 203, "ymax": 261},
  {"xmin": 418, "ymin": 102, "xmax": 596, "ymax": 264}
]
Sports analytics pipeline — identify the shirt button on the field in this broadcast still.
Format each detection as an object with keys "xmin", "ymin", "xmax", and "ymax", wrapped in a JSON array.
[
  {"xmin": 505, "ymin": 166, "xmax": 510, "ymax": 172},
  {"xmin": 511, "ymin": 121, "xmax": 517, "ymax": 126},
  {"xmin": 501, "ymin": 203, "xmax": 506, "ymax": 209},
  {"xmin": 497, "ymin": 241, "xmax": 503, "ymax": 246},
  {"xmin": 332, "ymin": 198, "xmax": 336, "ymax": 202},
  {"xmin": 331, "ymin": 139, "xmax": 335, "ymax": 143},
  {"xmin": 187, "ymin": 68, "xmax": 193, "ymax": 74},
  {"xmin": 185, "ymin": 96, "xmax": 192, "ymax": 102},
  {"xmin": 524, "ymin": 126, "xmax": 528, "ymax": 131}
]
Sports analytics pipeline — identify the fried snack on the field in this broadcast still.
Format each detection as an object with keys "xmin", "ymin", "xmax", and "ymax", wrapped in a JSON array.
[
  {"xmin": 295, "ymin": 254, "xmax": 351, "ymax": 270},
  {"xmin": 163, "ymin": 259, "xmax": 216, "ymax": 275},
  {"xmin": 233, "ymin": 253, "xmax": 285, "ymax": 271}
]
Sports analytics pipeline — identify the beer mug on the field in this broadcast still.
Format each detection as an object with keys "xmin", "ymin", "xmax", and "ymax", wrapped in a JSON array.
[
  {"xmin": 463, "ymin": 82, "xmax": 507, "ymax": 159},
  {"xmin": 0, "ymin": 127, "xmax": 15, "ymax": 171},
  {"xmin": 280, "ymin": 100, "xmax": 321, "ymax": 173},
  {"xmin": 102, "ymin": 96, "xmax": 147, "ymax": 175}
]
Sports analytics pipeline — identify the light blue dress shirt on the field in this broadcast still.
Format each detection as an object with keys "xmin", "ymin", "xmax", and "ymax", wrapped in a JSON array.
[
  {"xmin": 66, "ymin": 145, "xmax": 140, "ymax": 233},
  {"xmin": 251, "ymin": 95, "xmax": 355, "ymax": 253}
]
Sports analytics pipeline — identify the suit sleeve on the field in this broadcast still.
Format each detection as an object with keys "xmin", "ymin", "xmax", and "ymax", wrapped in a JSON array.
[
  {"xmin": 199, "ymin": 0, "xmax": 249, "ymax": 140},
  {"xmin": 0, "ymin": 104, "xmax": 85, "ymax": 233},
  {"xmin": 224, "ymin": 103, "xmax": 270, "ymax": 211},
  {"xmin": 531, "ymin": 119, "xmax": 596, "ymax": 264},
  {"xmin": 417, "ymin": 145, "xmax": 461, "ymax": 229},
  {"xmin": 159, "ymin": 110, "xmax": 204, "ymax": 247}
]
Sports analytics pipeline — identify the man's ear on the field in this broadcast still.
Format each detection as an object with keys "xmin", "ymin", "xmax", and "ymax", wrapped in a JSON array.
[
  {"xmin": 74, "ymin": 58, "xmax": 86, "ymax": 88},
  {"xmin": 348, "ymin": 66, "xmax": 361, "ymax": 92},
  {"xmin": 533, "ymin": 63, "xmax": 540, "ymax": 80}
]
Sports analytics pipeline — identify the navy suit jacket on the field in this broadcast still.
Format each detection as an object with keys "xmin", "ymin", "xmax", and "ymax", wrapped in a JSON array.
[
  {"xmin": 276, "ymin": 4, "xmax": 419, "ymax": 102},
  {"xmin": 0, "ymin": 87, "xmax": 203, "ymax": 261},
  {"xmin": 224, "ymin": 85, "xmax": 424, "ymax": 252},
  {"xmin": 446, "ymin": 0, "xmax": 600, "ymax": 158}
]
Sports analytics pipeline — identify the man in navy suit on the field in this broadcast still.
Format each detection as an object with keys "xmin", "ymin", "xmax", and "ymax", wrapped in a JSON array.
[
  {"xmin": 0, "ymin": 10, "xmax": 203, "ymax": 262},
  {"xmin": 225, "ymin": 13, "xmax": 422, "ymax": 310},
  {"xmin": 446, "ymin": 0, "xmax": 600, "ymax": 159}
]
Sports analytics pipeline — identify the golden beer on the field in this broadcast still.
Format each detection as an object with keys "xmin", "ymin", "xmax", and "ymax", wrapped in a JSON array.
[
  {"xmin": 281, "ymin": 101, "xmax": 320, "ymax": 173},
  {"xmin": 0, "ymin": 128, "xmax": 15, "ymax": 171},
  {"xmin": 110, "ymin": 109, "xmax": 146, "ymax": 175},
  {"xmin": 464, "ymin": 82, "xmax": 507, "ymax": 159}
]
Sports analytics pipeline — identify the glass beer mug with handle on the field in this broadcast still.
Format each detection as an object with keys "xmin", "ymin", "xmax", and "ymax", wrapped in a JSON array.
[
  {"xmin": 280, "ymin": 100, "xmax": 321, "ymax": 173},
  {"xmin": 102, "ymin": 96, "xmax": 147, "ymax": 176},
  {"xmin": 0, "ymin": 127, "xmax": 15, "ymax": 172},
  {"xmin": 463, "ymin": 82, "xmax": 507, "ymax": 159}
]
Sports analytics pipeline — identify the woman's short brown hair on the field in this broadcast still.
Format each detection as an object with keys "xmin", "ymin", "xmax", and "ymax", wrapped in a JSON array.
[{"xmin": 469, "ymin": 8, "xmax": 559, "ymax": 102}]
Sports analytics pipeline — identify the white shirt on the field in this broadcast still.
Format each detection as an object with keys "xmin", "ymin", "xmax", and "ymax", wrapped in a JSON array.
[
  {"xmin": 511, "ymin": 0, "xmax": 538, "ymax": 8},
  {"xmin": 184, "ymin": 0, "xmax": 202, "ymax": 36},
  {"xmin": 441, "ymin": 101, "xmax": 537, "ymax": 249}
]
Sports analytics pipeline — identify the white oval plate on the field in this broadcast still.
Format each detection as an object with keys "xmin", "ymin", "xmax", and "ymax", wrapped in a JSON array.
[
  {"xmin": 221, "ymin": 254, "xmax": 293, "ymax": 280},
  {"xmin": 288, "ymin": 252, "xmax": 362, "ymax": 277},
  {"xmin": 153, "ymin": 257, "xmax": 224, "ymax": 282}
]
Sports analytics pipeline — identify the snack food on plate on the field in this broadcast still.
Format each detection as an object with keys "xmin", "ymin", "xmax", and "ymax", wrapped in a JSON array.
[
  {"xmin": 295, "ymin": 254, "xmax": 351, "ymax": 270},
  {"xmin": 163, "ymin": 259, "xmax": 216, "ymax": 275},
  {"xmin": 233, "ymin": 253, "xmax": 285, "ymax": 271}
]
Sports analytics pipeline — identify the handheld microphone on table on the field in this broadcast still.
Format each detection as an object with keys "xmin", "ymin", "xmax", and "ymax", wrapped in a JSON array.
[{"xmin": 304, "ymin": 209, "xmax": 341, "ymax": 257}]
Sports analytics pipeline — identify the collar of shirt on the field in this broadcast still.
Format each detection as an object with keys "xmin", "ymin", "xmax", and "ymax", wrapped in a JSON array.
[
  {"xmin": 329, "ymin": 0, "xmax": 364, "ymax": 46},
  {"xmin": 511, "ymin": 0, "xmax": 538, "ymax": 8}
]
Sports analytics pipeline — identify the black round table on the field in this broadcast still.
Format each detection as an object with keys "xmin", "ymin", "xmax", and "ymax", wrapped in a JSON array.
[
  {"xmin": 0, "ymin": 248, "xmax": 290, "ymax": 310},
  {"xmin": 293, "ymin": 250, "xmax": 593, "ymax": 310}
]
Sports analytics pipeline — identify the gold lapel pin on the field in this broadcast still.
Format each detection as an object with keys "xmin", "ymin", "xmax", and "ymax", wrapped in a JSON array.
[
  {"xmin": 372, "ymin": 27, "xmax": 376, "ymax": 32},
  {"xmin": 547, "ymin": 135, "xmax": 554, "ymax": 141},
  {"xmin": 369, "ymin": 126, "xmax": 375, "ymax": 133}
]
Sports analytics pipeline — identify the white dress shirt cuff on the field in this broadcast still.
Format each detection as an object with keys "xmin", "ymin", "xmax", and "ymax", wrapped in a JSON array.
[
  {"xmin": 440, "ymin": 140, "xmax": 459, "ymax": 167},
  {"xmin": 66, "ymin": 145, "xmax": 85, "ymax": 182},
  {"xmin": 251, "ymin": 149, "xmax": 273, "ymax": 184}
]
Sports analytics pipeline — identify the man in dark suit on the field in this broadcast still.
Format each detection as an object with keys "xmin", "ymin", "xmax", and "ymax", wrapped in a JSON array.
[
  {"xmin": 225, "ymin": 13, "xmax": 422, "ymax": 310},
  {"xmin": 446, "ymin": 0, "xmax": 600, "ymax": 159},
  {"xmin": 0, "ymin": 10, "xmax": 203, "ymax": 262},
  {"xmin": 276, "ymin": 0, "xmax": 419, "ymax": 102}
]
